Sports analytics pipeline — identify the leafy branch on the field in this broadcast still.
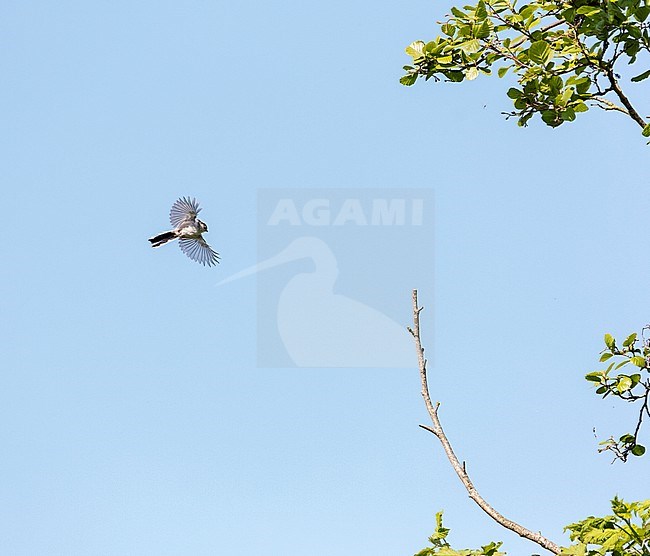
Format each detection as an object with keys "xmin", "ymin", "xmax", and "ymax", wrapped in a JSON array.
[
  {"xmin": 401, "ymin": 0, "xmax": 650, "ymax": 137},
  {"xmin": 415, "ymin": 512, "xmax": 505, "ymax": 556},
  {"xmin": 586, "ymin": 326, "xmax": 650, "ymax": 462},
  {"xmin": 416, "ymin": 500, "xmax": 650, "ymax": 555},
  {"xmin": 561, "ymin": 497, "xmax": 650, "ymax": 555}
]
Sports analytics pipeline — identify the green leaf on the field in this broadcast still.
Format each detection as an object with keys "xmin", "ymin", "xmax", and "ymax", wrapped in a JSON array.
[
  {"xmin": 519, "ymin": 5, "xmax": 536, "ymax": 19},
  {"xmin": 585, "ymin": 372, "xmax": 603, "ymax": 382},
  {"xmin": 528, "ymin": 40, "xmax": 553, "ymax": 65},
  {"xmin": 560, "ymin": 543, "xmax": 587, "ymax": 556},
  {"xmin": 630, "ymin": 356, "xmax": 646, "ymax": 367},
  {"xmin": 497, "ymin": 66, "xmax": 510, "ymax": 78},
  {"xmin": 465, "ymin": 67, "xmax": 479, "ymax": 80},
  {"xmin": 514, "ymin": 97, "xmax": 527, "ymax": 109},
  {"xmin": 525, "ymin": 16, "xmax": 541, "ymax": 30},
  {"xmin": 623, "ymin": 333, "xmax": 637, "ymax": 347},
  {"xmin": 562, "ymin": 8, "xmax": 576, "ymax": 22},
  {"xmin": 476, "ymin": 1, "xmax": 488, "ymax": 20},
  {"xmin": 445, "ymin": 70, "xmax": 465, "ymax": 82},
  {"xmin": 642, "ymin": 123, "xmax": 650, "ymax": 138},
  {"xmin": 441, "ymin": 23, "xmax": 456, "ymax": 36},
  {"xmin": 631, "ymin": 444, "xmax": 646, "ymax": 456},
  {"xmin": 541, "ymin": 109, "xmax": 561, "ymax": 127},
  {"xmin": 457, "ymin": 23, "xmax": 472, "ymax": 38},
  {"xmin": 629, "ymin": 26, "xmax": 642, "ymax": 40},
  {"xmin": 574, "ymin": 78, "xmax": 591, "ymax": 95},
  {"xmin": 548, "ymin": 75, "xmax": 564, "ymax": 94},
  {"xmin": 560, "ymin": 87, "xmax": 573, "ymax": 105},
  {"xmin": 634, "ymin": 6, "xmax": 650, "ymax": 21},
  {"xmin": 573, "ymin": 101, "xmax": 589, "ymax": 113},
  {"xmin": 423, "ymin": 41, "xmax": 439, "ymax": 54},
  {"xmin": 507, "ymin": 87, "xmax": 522, "ymax": 99},
  {"xmin": 576, "ymin": 6, "xmax": 602, "ymax": 16},
  {"xmin": 405, "ymin": 41, "xmax": 426, "ymax": 59},
  {"xmin": 604, "ymin": 333, "xmax": 615, "ymax": 349},
  {"xmin": 475, "ymin": 20, "xmax": 491, "ymax": 39},
  {"xmin": 617, "ymin": 376, "xmax": 632, "ymax": 393},
  {"xmin": 599, "ymin": 352, "xmax": 614, "ymax": 362},
  {"xmin": 400, "ymin": 74, "xmax": 418, "ymax": 86},
  {"xmin": 460, "ymin": 39, "xmax": 481, "ymax": 54},
  {"xmin": 561, "ymin": 107, "xmax": 576, "ymax": 122},
  {"xmin": 517, "ymin": 116, "xmax": 531, "ymax": 127},
  {"xmin": 451, "ymin": 6, "xmax": 467, "ymax": 19},
  {"xmin": 631, "ymin": 70, "xmax": 650, "ymax": 82},
  {"xmin": 523, "ymin": 81, "xmax": 537, "ymax": 94},
  {"xmin": 625, "ymin": 40, "xmax": 640, "ymax": 58}
]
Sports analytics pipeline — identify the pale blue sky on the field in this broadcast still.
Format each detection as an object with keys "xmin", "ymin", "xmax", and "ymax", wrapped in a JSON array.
[{"xmin": 1, "ymin": 2, "xmax": 649, "ymax": 555}]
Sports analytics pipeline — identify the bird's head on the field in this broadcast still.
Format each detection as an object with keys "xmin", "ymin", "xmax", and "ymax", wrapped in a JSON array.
[{"xmin": 198, "ymin": 219, "xmax": 208, "ymax": 232}]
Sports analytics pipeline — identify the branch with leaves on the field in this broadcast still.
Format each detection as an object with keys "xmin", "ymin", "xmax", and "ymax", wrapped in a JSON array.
[
  {"xmin": 562, "ymin": 497, "xmax": 650, "ymax": 555},
  {"xmin": 401, "ymin": 0, "xmax": 650, "ymax": 137},
  {"xmin": 415, "ymin": 511, "xmax": 505, "ymax": 556},
  {"xmin": 408, "ymin": 289, "xmax": 561, "ymax": 554},
  {"xmin": 409, "ymin": 292, "xmax": 650, "ymax": 555},
  {"xmin": 415, "ymin": 499, "xmax": 650, "ymax": 555},
  {"xmin": 586, "ymin": 326, "xmax": 650, "ymax": 462}
]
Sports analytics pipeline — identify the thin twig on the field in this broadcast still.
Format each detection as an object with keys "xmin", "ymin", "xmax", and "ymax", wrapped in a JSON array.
[
  {"xmin": 591, "ymin": 96, "xmax": 628, "ymax": 114},
  {"xmin": 566, "ymin": 25, "xmax": 645, "ymax": 128},
  {"xmin": 409, "ymin": 289, "xmax": 561, "ymax": 555}
]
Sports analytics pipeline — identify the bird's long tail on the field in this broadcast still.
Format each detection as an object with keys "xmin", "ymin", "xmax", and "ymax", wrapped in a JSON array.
[{"xmin": 148, "ymin": 230, "xmax": 177, "ymax": 247}]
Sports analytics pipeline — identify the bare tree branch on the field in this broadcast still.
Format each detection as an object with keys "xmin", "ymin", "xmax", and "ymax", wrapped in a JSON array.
[
  {"xmin": 408, "ymin": 289, "xmax": 561, "ymax": 555},
  {"xmin": 591, "ymin": 96, "xmax": 629, "ymax": 114}
]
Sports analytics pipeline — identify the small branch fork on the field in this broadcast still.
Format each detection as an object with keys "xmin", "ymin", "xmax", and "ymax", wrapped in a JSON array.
[{"xmin": 407, "ymin": 289, "xmax": 561, "ymax": 555}]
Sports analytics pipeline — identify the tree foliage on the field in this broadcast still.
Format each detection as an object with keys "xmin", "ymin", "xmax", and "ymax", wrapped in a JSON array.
[
  {"xmin": 586, "ymin": 327, "xmax": 650, "ymax": 462},
  {"xmin": 561, "ymin": 497, "xmax": 650, "ymax": 555},
  {"xmin": 416, "ymin": 500, "xmax": 650, "ymax": 555},
  {"xmin": 401, "ymin": 0, "xmax": 650, "ymax": 135},
  {"xmin": 415, "ymin": 512, "xmax": 505, "ymax": 556}
]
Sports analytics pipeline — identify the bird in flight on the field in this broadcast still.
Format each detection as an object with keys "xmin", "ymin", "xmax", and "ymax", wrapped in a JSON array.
[{"xmin": 148, "ymin": 197, "xmax": 220, "ymax": 266}]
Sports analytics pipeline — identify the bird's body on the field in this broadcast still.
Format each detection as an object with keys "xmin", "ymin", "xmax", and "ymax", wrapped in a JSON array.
[{"xmin": 149, "ymin": 197, "xmax": 220, "ymax": 266}]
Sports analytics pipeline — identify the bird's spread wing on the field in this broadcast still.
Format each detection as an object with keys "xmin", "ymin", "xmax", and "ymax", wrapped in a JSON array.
[
  {"xmin": 170, "ymin": 196, "xmax": 202, "ymax": 228},
  {"xmin": 179, "ymin": 237, "xmax": 220, "ymax": 266}
]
